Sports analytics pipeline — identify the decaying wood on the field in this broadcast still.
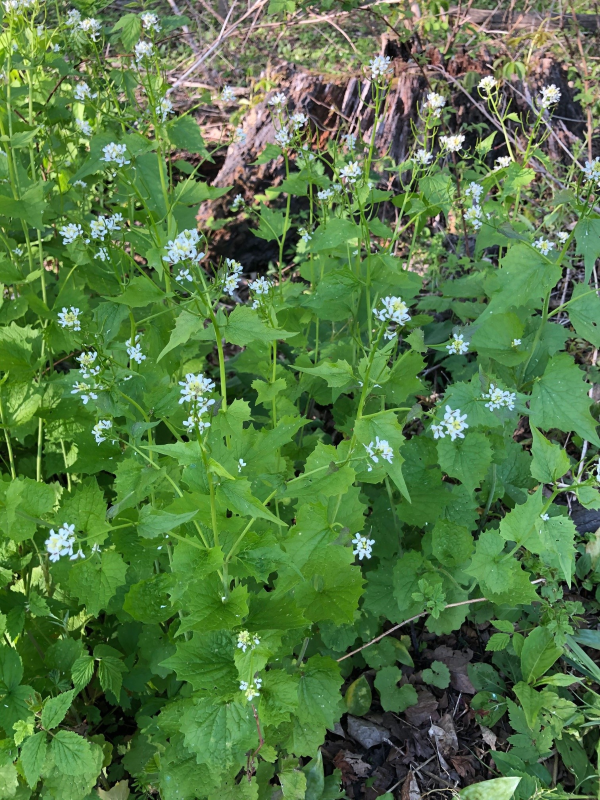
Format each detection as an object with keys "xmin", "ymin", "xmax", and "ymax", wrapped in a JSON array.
[{"xmin": 449, "ymin": 6, "xmax": 600, "ymax": 33}]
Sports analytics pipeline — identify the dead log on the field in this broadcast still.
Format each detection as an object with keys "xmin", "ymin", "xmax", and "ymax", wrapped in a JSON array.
[{"xmin": 449, "ymin": 6, "xmax": 600, "ymax": 33}]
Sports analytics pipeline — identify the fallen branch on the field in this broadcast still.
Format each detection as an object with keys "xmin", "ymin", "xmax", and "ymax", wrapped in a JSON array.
[{"xmin": 448, "ymin": 6, "xmax": 600, "ymax": 33}]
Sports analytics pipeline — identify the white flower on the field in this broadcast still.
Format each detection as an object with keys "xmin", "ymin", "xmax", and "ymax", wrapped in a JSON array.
[
  {"xmin": 483, "ymin": 383, "xmax": 516, "ymax": 411},
  {"xmin": 95, "ymin": 247, "xmax": 109, "ymax": 261},
  {"xmin": 102, "ymin": 142, "xmax": 130, "ymax": 167},
  {"xmin": 52, "ymin": 44, "xmax": 60, "ymax": 52},
  {"xmin": 163, "ymin": 229, "xmax": 204, "ymax": 265},
  {"xmin": 557, "ymin": 231, "xmax": 569, "ymax": 244},
  {"xmin": 424, "ymin": 92, "xmax": 446, "ymax": 116},
  {"xmin": 90, "ymin": 214, "xmax": 121, "ymax": 241},
  {"xmin": 224, "ymin": 258, "xmax": 243, "ymax": 295},
  {"xmin": 72, "ymin": 179, "xmax": 87, "ymax": 189},
  {"xmin": 533, "ymin": 237, "xmax": 554, "ymax": 256},
  {"xmin": 73, "ymin": 81, "xmax": 97, "ymax": 102},
  {"xmin": 317, "ymin": 187, "xmax": 334, "ymax": 201},
  {"xmin": 179, "ymin": 373, "xmax": 216, "ymax": 405},
  {"xmin": 126, "ymin": 334, "xmax": 146, "ymax": 364},
  {"xmin": 237, "ymin": 630, "xmax": 259, "ymax": 652},
  {"xmin": 364, "ymin": 437, "xmax": 394, "ymax": 468},
  {"xmin": 66, "ymin": 8, "xmax": 81, "ymax": 26},
  {"xmin": 465, "ymin": 182, "xmax": 483, "ymax": 202},
  {"xmin": 414, "ymin": 148, "xmax": 433, "ymax": 165},
  {"xmin": 290, "ymin": 112, "xmax": 308, "ymax": 130},
  {"xmin": 92, "ymin": 419, "xmax": 112, "ymax": 444},
  {"xmin": 4, "ymin": 0, "xmax": 36, "ymax": 14},
  {"xmin": 249, "ymin": 276, "xmax": 273, "ymax": 308},
  {"xmin": 431, "ymin": 423, "xmax": 445, "ymax": 439},
  {"xmin": 540, "ymin": 513, "xmax": 549, "ymax": 521},
  {"xmin": 156, "ymin": 97, "xmax": 173, "ymax": 122},
  {"xmin": 77, "ymin": 350, "xmax": 99, "ymax": 377},
  {"xmin": 75, "ymin": 118, "xmax": 92, "ymax": 136},
  {"xmin": 538, "ymin": 84, "xmax": 561, "ymax": 110},
  {"xmin": 58, "ymin": 306, "xmax": 81, "ymax": 331},
  {"xmin": 369, "ymin": 54, "xmax": 392, "ymax": 81},
  {"xmin": 79, "ymin": 17, "xmax": 102, "ymax": 40},
  {"xmin": 446, "ymin": 334, "xmax": 469, "ymax": 355},
  {"xmin": 14, "ymin": 247, "xmax": 23, "ymax": 257},
  {"xmin": 91, "ymin": 543, "xmax": 101, "ymax": 554},
  {"xmin": 274, "ymin": 127, "xmax": 292, "ymax": 148},
  {"xmin": 134, "ymin": 40, "xmax": 153, "ymax": 63},
  {"xmin": 182, "ymin": 412, "xmax": 211, "ymax": 433},
  {"xmin": 46, "ymin": 523, "xmax": 76, "ymax": 562},
  {"xmin": 340, "ymin": 161, "xmax": 362, "ymax": 183},
  {"xmin": 442, "ymin": 406, "xmax": 469, "ymax": 441},
  {"xmin": 238, "ymin": 458, "xmax": 246, "ymax": 472},
  {"xmin": 240, "ymin": 678, "xmax": 262, "ymax": 701},
  {"xmin": 440, "ymin": 134, "xmax": 465, "ymax": 153},
  {"xmin": 141, "ymin": 12, "xmax": 161, "ymax": 32},
  {"xmin": 493, "ymin": 156, "xmax": 512, "ymax": 170},
  {"xmin": 176, "ymin": 268, "xmax": 192, "ymax": 283},
  {"xmin": 512, "ymin": 338, "xmax": 521, "ymax": 347},
  {"xmin": 352, "ymin": 533, "xmax": 375, "ymax": 560},
  {"xmin": 71, "ymin": 381, "xmax": 98, "ymax": 404},
  {"xmin": 464, "ymin": 205, "xmax": 483, "ymax": 229},
  {"xmin": 343, "ymin": 133, "xmax": 357, "ymax": 149},
  {"xmin": 374, "ymin": 295, "xmax": 411, "ymax": 326},
  {"xmin": 268, "ymin": 92, "xmax": 287, "ymax": 107},
  {"xmin": 60, "ymin": 223, "xmax": 83, "ymax": 244},
  {"xmin": 478, "ymin": 76, "xmax": 497, "ymax": 94},
  {"xmin": 221, "ymin": 85, "xmax": 236, "ymax": 103},
  {"xmin": 231, "ymin": 194, "xmax": 245, "ymax": 211},
  {"xmin": 298, "ymin": 227, "xmax": 311, "ymax": 243},
  {"xmin": 234, "ymin": 126, "xmax": 246, "ymax": 144},
  {"xmin": 582, "ymin": 158, "xmax": 600, "ymax": 183}
]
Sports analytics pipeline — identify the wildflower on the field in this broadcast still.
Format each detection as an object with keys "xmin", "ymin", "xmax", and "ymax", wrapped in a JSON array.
[
  {"xmin": 72, "ymin": 179, "xmax": 87, "ymax": 189},
  {"xmin": 4, "ymin": 0, "xmax": 35, "ymax": 12},
  {"xmin": 538, "ymin": 84, "xmax": 561, "ymax": 110},
  {"xmin": 483, "ymin": 384, "xmax": 516, "ymax": 411},
  {"xmin": 582, "ymin": 158, "xmax": 600, "ymax": 183},
  {"xmin": 134, "ymin": 40, "xmax": 153, "ymax": 63},
  {"xmin": 317, "ymin": 187, "xmax": 334, "ymax": 201},
  {"xmin": 234, "ymin": 126, "xmax": 246, "ymax": 144},
  {"xmin": 557, "ymin": 231, "xmax": 569, "ymax": 245},
  {"xmin": 464, "ymin": 205, "xmax": 483, "ymax": 229},
  {"xmin": 478, "ymin": 75, "xmax": 497, "ymax": 94},
  {"xmin": 268, "ymin": 92, "xmax": 287, "ymax": 107},
  {"xmin": 274, "ymin": 127, "xmax": 292, "ymax": 148},
  {"xmin": 126, "ymin": 334, "xmax": 146, "ymax": 364},
  {"xmin": 249, "ymin": 276, "xmax": 273, "ymax": 308},
  {"xmin": 512, "ymin": 338, "xmax": 521, "ymax": 347},
  {"xmin": 238, "ymin": 458, "xmax": 246, "ymax": 473},
  {"xmin": 239, "ymin": 678, "xmax": 262, "ymax": 701},
  {"xmin": 352, "ymin": 533, "xmax": 375, "ymax": 560},
  {"xmin": 66, "ymin": 8, "xmax": 81, "ymax": 26},
  {"xmin": 540, "ymin": 513, "xmax": 549, "ymax": 521},
  {"xmin": 221, "ymin": 85, "xmax": 236, "ymax": 103},
  {"xmin": 343, "ymin": 133, "xmax": 357, "ymax": 149},
  {"xmin": 369, "ymin": 54, "xmax": 393, "ymax": 81},
  {"xmin": 163, "ymin": 229, "xmax": 204, "ymax": 265},
  {"xmin": 224, "ymin": 258, "xmax": 243, "ymax": 295},
  {"xmin": 431, "ymin": 423, "xmax": 445, "ymax": 439},
  {"xmin": 176, "ymin": 268, "xmax": 192, "ymax": 283},
  {"xmin": 443, "ymin": 406, "xmax": 469, "ymax": 441},
  {"xmin": 424, "ymin": 92, "xmax": 446, "ymax": 116},
  {"xmin": 414, "ymin": 148, "xmax": 433, "ymax": 165},
  {"xmin": 156, "ymin": 97, "xmax": 173, "ymax": 122},
  {"xmin": 71, "ymin": 382, "xmax": 98, "ymax": 404},
  {"xmin": 77, "ymin": 350, "xmax": 99, "ymax": 377},
  {"xmin": 75, "ymin": 118, "xmax": 92, "ymax": 136},
  {"xmin": 231, "ymin": 194, "xmax": 245, "ymax": 211},
  {"xmin": 179, "ymin": 373, "xmax": 216, "ymax": 405},
  {"xmin": 374, "ymin": 296, "xmax": 411, "ymax": 327},
  {"xmin": 140, "ymin": 12, "xmax": 161, "ymax": 32},
  {"xmin": 465, "ymin": 182, "xmax": 483, "ymax": 202},
  {"xmin": 364, "ymin": 437, "xmax": 394, "ymax": 469},
  {"xmin": 182, "ymin": 412, "xmax": 211, "ymax": 433},
  {"xmin": 237, "ymin": 630, "xmax": 259, "ymax": 652},
  {"xmin": 494, "ymin": 156, "xmax": 512, "ymax": 170},
  {"xmin": 79, "ymin": 18, "xmax": 102, "ymax": 40},
  {"xmin": 340, "ymin": 161, "xmax": 362, "ymax": 184},
  {"xmin": 102, "ymin": 142, "xmax": 130, "ymax": 167},
  {"xmin": 60, "ymin": 223, "xmax": 83, "ymax": 244},
  {"xmin": 298, "ymin": 227, "xmax": 311, "ymax": 243},
  {"xmin": 440, "ymin": 134, "xmax": 465, "ymax": 153},
  {"xmin": 91, "ymin": 543, "xmax": 101, "ymax": 554},
  {"xmin": 52, "ymin": 44, "xmax": 60, "ymax": 52},
  {"xmin": 290, "ymin": 112, "xmax": 308, "ymax": 130},
  {"xmin": 446, "ymin": 334, "xmax": 468, "ymax": 355},
  {"xmin": 45, "ymin": 523, "xmax": 76, "ymax": 562},
  {"xmin": 74, "ymin": 81, "xmax": 97, "ymax": 102},
  {"xmin": 57, "ymin": 306, "xmax": 81, "ymax": 331},
  {"xmin": 533, "ymin": 238, "xmax": 554, "ymax": 256},
  {"xmin": 92, "ymin": 419, "xmax": 112, "ymax": 444},
  {"xmin": 95, "ymin": 248, "xmax": 109, "ymax": 261}
]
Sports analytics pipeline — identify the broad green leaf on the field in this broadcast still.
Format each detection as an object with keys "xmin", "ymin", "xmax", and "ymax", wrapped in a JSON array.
[
  {"xmin": 568, "ymin": 282, "xmax": 600, "ymax": 346},
  {"xmin": 521, "ymin": 627, "xmax": 562, "ymax": 684},
  {"xmin": 110, "ymin": 13, "xmax": 141, "ymax": 49},
  {"xmin": 20, "ymin": 731, "xmax": 47, "ymax": 787},
  {"xmin": 422, "ymin": 661, "xmax": 450, "ymax": 689},
  {"xmin": 419, "ymin": 173, "xmax": 454, "ymax": 216},
  {"xmin": 294, "ymin": 547, "xmax": 364, "ymax": 625},
  {"xmin": 374, "ymin": 666, "xmax": 418, "ymax": 713},
  {"xmin": 512, "ymin": 682, "xmax": 546, "ymax": 729},
  {"xmin": 310, "ymin": 218, "xmax": 361, "ymax": 252},
  {"xmin": 344, "ymin": 675, "xmax": 372, "ymax": 716},
  {"xmin": 465, "ymin": 531, "xmax": 538, "ymax": 605},
  {"xmin": 460, "ymin": 777, "xmax": 521, "ymax": 800},
  {"xmin": 219, "ymin": 479, "xmax": 284, "ymax": 525},
  {"xmin": 177, "ymin": 580, "xmax": 248, "ymax": 634},
  {"xmin": 282, "ymin": 442, "xmax": 355, "ymax": 499},
  {"xmin": 574, "ymin": 217, "xmax": 600, "ymax": 281},
  {"xmin": 224, "ymin": 306, "xmax": 294, "ymax": 346},
  {"xmin": 487, "ymin": 244, "xmax": 561, "ymax": 312},
  {"xmin": 431, "ymin": 519, "xmax": 474, "ymax": 567},
  {"xmin": 123, "ymin": 574, "xmax": 173, "ymax": 623},
  {"xmin": 290, "ymin": 656, "xmax": 344, "ymax": 755},
  {"xmin": 160, "ymin": 632, "xmax": 238, "ymax": 695},
  {"xmin": 530, "ymin": 425, "xmax": 570, "ymax": 483},
  {"xmin": 166, "ymin": 115, "xmax": 209, "ymax": 156},
  {"xmin": 41, "ymin": 689, "xmax": 75, "ymax": 730},
  {"xmin": 71, "ymin": 655, "xmax": 95, "ymax": 691},
  {"xmin": 158, "ymin": 309, "xmax": 212, "ymax": 361},
  {"xmin": 437, "ymin": 432, "xmax": 492, "ymax": 491},
  {"xmin": 69, "ymin": 550, "xmax": 128, "ymax": 616},
  {"xmin": 280, "ymin": 767, "xmax": 307, "ymax": 799},
  {"xmin": 258, "ymin": 669, "xmax": 299, "ymax": 728},
  {"xmin": 50, "ymin": 730, "xmax": 95, "ymax": 776},
  {"xmin": 97, "ymin": 655, "xmax": 127, "ymax": 700},
  {"xmin": 137, "ymin": 507, "xmax": 198, "ymax": 538},
  {"xmin": 109, "ymin": 276, "xmax": 165, "ymax": 308}
]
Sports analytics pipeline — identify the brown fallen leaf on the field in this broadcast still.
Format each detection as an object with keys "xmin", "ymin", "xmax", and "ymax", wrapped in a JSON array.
[
  {"xmin": 333, "ymin": 749, "xmax": 372, "ymax": 780},
  {"xmin": 479, "ymin": 725, "xmax": 497, "ymax": 750},
  {"xmin": 401, "ymin": 771, "xmax": 421, "ymax": 800},
  {"xmin": 404, "ymin": 689, "xmax": 439, "ymax": 726},
  {"xmin": 450, "ymin": 755, "xmax": 477, "ymax": 779},
  {"xmin": 428, "ymin": 714, "xmax": 458, "ymax": 757}
]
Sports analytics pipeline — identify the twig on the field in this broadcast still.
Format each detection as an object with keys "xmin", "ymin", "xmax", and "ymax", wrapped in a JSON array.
[
  {"xmin": 338, "ymin": 579, "xmax": 546, "ymax": 662},
  {"xmin": 165, "ymin": 0, "xmax": 201, "ymax": 53}
]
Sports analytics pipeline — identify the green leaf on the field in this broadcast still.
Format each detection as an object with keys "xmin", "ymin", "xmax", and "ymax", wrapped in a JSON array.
[
  {"xmin": 177, "ymin": 580, "xmax": 248, "ymax": 635},
  {"xmin": 97, "ymin": 655, "xmax": 127, "ymax": 700},
  {"xmin": 529, "ymin": 354, "xmax": 599, "ymax": 446},
  {"xmin": 20, "ymin": 731, "xmax": 47, "ymax": 787},
  {"xmin": 290, "ymin": 656, "xmax": 344, "ymax": 755},
  {"xmin": 123, "ymin": 574, "xmax": 173, "ymax": 623},
  {"xmin": 374, "ymin": 666, "xmax": 418, "ymax": 713},
  {"xmin": 437, "ymin": 432, "xmax": 492, "ymax": 491},
  {"xmin": 280, "ymin": 767, "xmax": 307, "ymax": 799},
  {"xmin": 294, "ymin": 547, "xmax": 364, "ymax": 625},
  {"xmin": 160, "ymin": 632, "xmax": 237, "ymax": 695},
  {"xmin": 520, "ymin": 627, "xmax": 562, "ymax": 684},
  {"xmin": 158, "ymin": 310, "xmax": 210, "ymax": 361},
  {"xmin": 50, "ymin": 730, "xmax": 95, "ymax": 775},
  {"xmin": 0, "ymin": 184, "xmax": 46, "ymax": 229},
  {"xmin": 431, "ymin": 520, "xmax": 474, "ymax": 567},
  {"xmin": 71, "ymin": 655, "xmax": 95, "ymax": 691},
  {"xmin": 253, "ymin": 143, "xmax": 282, "ymax": 164},
  {"xmin": 568, "ymin": 282, "xmax": 600, "ymax": 346},
  {"xmin": 283, "ymin": 442, "xmax": 355, "ymax": 499},
  {"xmin": 166, "ymin": 115, "xmax": 209, "ymax": 156},
  {"xmin": 110, "ymin": 13, "xmax": 141, "ymax": 49},
  {"xmin": 109, "ymin": 276, "xmax": 165, "ymax": 308},
  {"xmin": 294, "ymin": 360, "xmax": 355, "ymax": 391},
  {"xmin": 465, "ymin": 531, "xmax": 538, "ymax": 605},
  {"xmin": 486, "ymin": 244, "xmax": 561, "ymax": 313},
  {"xmin": 310, "ymin": 218, "xmax": 361, "ymax": 252},
  {"xmin": 344, "ymin": 675, "xmax": 372, "ymax": 716},
  {"xmin": 460, "ymin": 777, "xmax": 521, "ymax": 800},
  {"xmin": 512, "ymin": 681, "xmax": 546, "ymax": 729},
  {"xmin": 69, "ymin": 550, "xmax": 128, "ymax": 616},
  {"xmin": 419, "ymin": 173, "xmax": 455, "ymax": 216},
  {"xmin": 41, "ymin": 689, "xmax": 75, "ymax": 730},
  {"xmin": 137, "ymin": 506, "xmax": 199, "ymax": 538},
  {"xmin": 422, "ymin": 661, "xmax": 450, "ymax": 689},
  {"xmin": 574, "ymin": 217, "xmax": 600, "ymax": 281},
  {"xmin": 485, "ymin": 633, "xmax": 510, "ymax": 652},
  {"xmin": 530, "ymin": 425, "xmax": 570, "ymax": 483},
  {"xmin": 219, "ymin": 479, "xmax": 284, "ymax": 525},
  {"xmin": 224, "ymin": 306, "xmax": 294, "ymax": 346}
]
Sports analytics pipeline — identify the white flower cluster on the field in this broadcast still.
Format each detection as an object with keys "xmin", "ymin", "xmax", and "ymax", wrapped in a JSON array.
[
  {"xmin": 465, "ymin": 182, "xmax": 483, "ymax": 202},
  {"xmin": 478, "ymin": 76, "xmax": 497, "ymax": 94},
  {"xmin": 538, "ymin": 84, "xmax": 561, "ymax": 110},
  {"xmin": 240, "ymin": 678, "xmax": 262, "ymax": 701},
  {"xmin": 223, "ymin": 258, "xmax": 243, "ymax": 296},
  {"xmin": 298, "ymin": 227, "xmax": 311, "ymax": 243},
  {"xmin": 75, "ymin": 118, "xmax": 93, "ymax": 136},
  {"xmin": 369, "ymin": 54, "xmax": 393, "ymax": 81},
  {"xmin": 92, "ymin": 419, "xmax": 112, "ymax": 444},
  {"xmin": 340, "ymin": 161, "xmax": 362, "ymax": 184},
  {"xmin": 231, "ymin": 194, "xmax": 245, "ymax": 212},
  {"xmin": 583, "ymin": 158, "xmax": 600, "ymax": 184},
  {"xmin": 446, "ymin": 334, "xmax": 469, "ymax": 355},
  {"xmin": 89, "ymin": 213, "xmax": 123, "ymax": 241},
  {"xmin": 71, "ymin": 381, "xmax": 97, "ymax": 405},
  {"xmin": 373, "ymin": 295, "xmax": 411, "ymax": 328},
  {"xmin": 45, "ymin": 523, "xmax": 84, "ymax": 562},
  {"xmin": 533, "ymin": 237, "xmax": 554, "ymax": 255},
  {"xmin": 483, "ymin": 383, "xmax": 516, "ymax": 411},
  {"xmin": 102, "ymin": 142, "xmax": 130, "ymax": 167},
  {"xmin": 77, "ymin": 350, "xmax": 100, "ymax": 378},
  {"xmin": 424, "ymin": 92, "xmax": 446, "ymax": 117},
  {"xmin": 290, "ymin": 112, "xmax": 308, "ymax": 130},
  {"xmin": 352, "ymin": 533, "xmax": 375, "ymax": 560},
  {"xmin": 464, "ymin": 205, "xmax": 483, "ymax": 229},
  {"xmin": 77, "ymin": 17, "xmax": 102, "ymax": 40},
  {"xmin": 432, "ymin": 406, "xmax": 469, "ymax": 441},
  {"xmin": 343, "ymin": 133, "xmax": 357, "ymax": 149},
  {"xmin": 141, "ymin": 12, "xmax": 161, "ymax": 32},
  {"xmin": 493, "ymin": 156, "xmax": 512, "ymax": 171},
  {"xmin": 60, "ymin": 222, "xmax": 83, "ymax": 244},
  {"xmin": 237, "ymin": 630, "xmax": 260, "ymax": 653},
  {"xmin": 163, "ymin": 229, "xmax": 204, "ymax": 266},
  {"xmin": 57, "ymin": 306, "xmax": 81, "ymax": 331},
  {"xmin": 234, "ymin": 126, "xmax": 246, "ymax": 144},
  {"xmin": 156, "ymin": 97, "xmax": 173, "ymax": 122},
  {"xmin": 317, "ymin": 187, "xmax": 334, "ymax": 201},
  {"xmin": 364, "ymin": 437, "xmax": 394, "ymax": 471},
  {"xmin": 126, "ymin": 334, "xmax": 146, "ymax": 364},
  {"xmin": 413, "ymin": 148, "xmax": 433, "ymax": 166},
  {"xmin": 221, "ymin": 85, "xmax": 236, "ymax": 103},
  {"xmin": 249, "ymin": 276, "xmax": 273, "ymax": 309},
  {"xmin": 4, "ymin": 0, "xmax": 36, "ymax": 14},
  {"xmin": 134, "ymin": 40, "xmax": 153, "ymax": 63},
  {"xmin": 268, "ymin": 92, "xmax": 287, "ymax": 108},
  {"xmin": 274, "ymin": 127, "xmax": 292, "ymax": 148},
  {"xmin": 440, "ymin": 134, "xmax": 465, "ymax": 153},
  {"xmin": 179, "ymin": 373, "xmax": 216, "ymax": 433},
  {"xmin": 74, "ymin": 81, "xmax": 97, "ymax": 102}
]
